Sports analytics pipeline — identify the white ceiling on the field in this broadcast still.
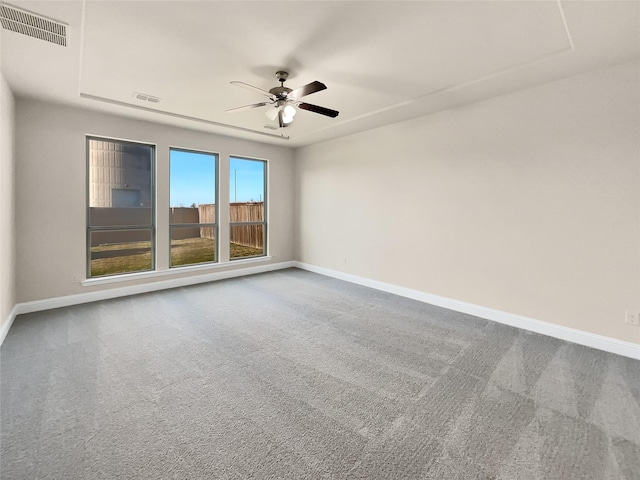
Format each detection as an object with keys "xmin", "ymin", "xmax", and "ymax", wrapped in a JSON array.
[{"xmin": 1, "ymin": 1, "xmax": 639, "ymax": 147}]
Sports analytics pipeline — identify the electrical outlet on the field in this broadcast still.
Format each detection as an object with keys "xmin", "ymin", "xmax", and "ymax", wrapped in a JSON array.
[
  {"xmin": 70, "ymin": 275, "xmax": 79, "ymax": 284},
  {"xmin": 625, "ymin": 310, "xmax": 640, "ymax": 326}
]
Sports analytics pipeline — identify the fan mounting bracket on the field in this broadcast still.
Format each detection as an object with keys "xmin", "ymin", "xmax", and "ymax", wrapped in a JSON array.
[{"xmin": 275, "ymin": 71, "xmax": 289, "ymax": 83}]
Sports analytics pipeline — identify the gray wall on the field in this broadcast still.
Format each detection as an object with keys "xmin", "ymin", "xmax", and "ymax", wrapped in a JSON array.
[
  {"xmin": 295, "ymin": 60, "xmax": 640, "ymax": 344},
  {"xmin": 15, "ymin": 100, "xmax": 295, "ymax": 302},
  {"xmin": 1, "ymin": 73, "xmax": 16, "ymax": 332}
]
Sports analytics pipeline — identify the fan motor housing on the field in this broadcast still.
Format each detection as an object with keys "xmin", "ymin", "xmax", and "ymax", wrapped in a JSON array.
[{"xmin": 269, "ymin": 86, "xmax": 292, "ymax": 99}]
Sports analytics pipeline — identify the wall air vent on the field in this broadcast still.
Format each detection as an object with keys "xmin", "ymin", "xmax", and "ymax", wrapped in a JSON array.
[{"xmin": 0, "ymin": 3, "xmax": 67, "ymax": 46}]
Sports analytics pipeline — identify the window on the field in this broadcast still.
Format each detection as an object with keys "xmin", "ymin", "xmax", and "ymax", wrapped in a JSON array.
[
  {"xmin": 87, "ymin": 137, "xmax": 155, "ymax": 277},
  {"xmin": 169, "ymin": 148, "xmax": 218, "ymax": 267},
  {"xmin": 230, "ymin": 157, "xmax": 266, "ymax": 259}
]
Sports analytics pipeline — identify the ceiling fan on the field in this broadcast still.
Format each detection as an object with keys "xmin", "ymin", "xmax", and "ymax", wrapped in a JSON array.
[{"xmin": 226, "ymin": 71, "xmax": 339, "ymax": 128}]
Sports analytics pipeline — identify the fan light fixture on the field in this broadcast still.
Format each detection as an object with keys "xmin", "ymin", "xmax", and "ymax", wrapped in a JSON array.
[{"xmin": 265, "ymin": 103, "xmax": 297, "ymax": 124}]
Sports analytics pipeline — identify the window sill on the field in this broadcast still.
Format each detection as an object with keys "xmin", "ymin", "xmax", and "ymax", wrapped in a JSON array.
[{"xmin": 81, "ymin": 256, "xmax": 273, "ymax": 287}]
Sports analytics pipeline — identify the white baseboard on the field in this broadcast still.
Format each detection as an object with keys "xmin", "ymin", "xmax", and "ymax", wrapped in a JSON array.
[
  {"xmin": 293, "ymin": 261, "xmax": 640, "ymax": 360},
  {"xmin": 5, "ymin": 260, "xmax": 639, "ymax": 360},
  {"xmin": 12, "ymin": 261, "xmax": 295, "ymax": 318},
  {"xmin": 1, "ymin": 304, "xmax": 18, "ymax": 346}
]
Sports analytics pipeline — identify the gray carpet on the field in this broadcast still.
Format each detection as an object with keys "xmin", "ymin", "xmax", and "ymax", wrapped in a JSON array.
[{"xmin": 1, "ymin": 268, "xmax": 639, "ymax": 479}]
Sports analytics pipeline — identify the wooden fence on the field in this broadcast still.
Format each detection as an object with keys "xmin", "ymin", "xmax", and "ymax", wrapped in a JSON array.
[
  {"xmin": 198, "ymin": 204, "xmax": 216, "ymax": 240},
  {"xmin": 90, "ymin": 207, "xmax": 151, "ymax": 246},
  {"xmin": 170, "ymin": 207, "xmax": 199, "ymax": 239},
  {"xmin": 229, "ymin": 202, "xmax": 263, "ymax": 249},
  {"xmin": 90, "ymin": 203, "xmax": 263, "ymax": 249}
]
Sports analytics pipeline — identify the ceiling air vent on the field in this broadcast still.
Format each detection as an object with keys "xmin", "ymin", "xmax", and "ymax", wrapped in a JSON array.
[
  {"xmin": 0, "ymin": 3, "xmax": 67, "ymax": 46},
  {"xmin": 134, "ymin": 92, "xmax": 161, "ymax": 104}
]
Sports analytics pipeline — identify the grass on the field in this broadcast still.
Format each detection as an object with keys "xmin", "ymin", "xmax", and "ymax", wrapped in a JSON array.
[
  {"xmin": 91, "ymin": 241, "xmax": 152, "ymax": 277},
  {"xmin": 170, "ymin": 237, "xmax": 215, "ymax": 267},
  {"xmin": 90, "ymin": 237, "xmax": 263, "ymax": 277},
  {"xmin": 230, "ymin": 243, "xmax": 263, "ymax": 259}
]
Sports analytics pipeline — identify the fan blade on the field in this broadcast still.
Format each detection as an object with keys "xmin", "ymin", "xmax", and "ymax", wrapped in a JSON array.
[
  {"xmin": 298, "ymin": 102, "xmax": 339, "ymax": 118},
  {"xmin": 288, "ymin": 81, "xmax": 327, "ymax": 100},
  {"xmin": 225, "ymin": 101, "xmax": 272, "ymax": 113},
  {"xmin": 230, "ymin": 81, "xmax": 274, "ymax": 99}
]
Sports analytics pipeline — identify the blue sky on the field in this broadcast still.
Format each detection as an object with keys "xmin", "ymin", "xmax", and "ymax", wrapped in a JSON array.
[
  {"xmin": 169, "ymin": 150, "xmax": 264, "ymax": 206},
  {"xmin": 170, "ymin": 150, "xmax": 216, "ymax": 207},
  {"xmin": 230, "ymin": 157, "xmax": 265, "ymax": 203}
]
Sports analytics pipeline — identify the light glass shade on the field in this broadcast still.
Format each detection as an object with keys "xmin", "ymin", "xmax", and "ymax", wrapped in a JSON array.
[
  {"xmin": 282, "ymin": 105, "xmax": 296, "ymax": 124},
  {"xmin": 265, "ymin": 106, "xmax": 279, "ymax": 121},
  {"xmin": 283, "ymin": 105, "xmax": 296, "ymax": 118}
]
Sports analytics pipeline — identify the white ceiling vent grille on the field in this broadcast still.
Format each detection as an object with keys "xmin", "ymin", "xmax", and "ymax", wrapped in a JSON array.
[
  {"xmin": 134, "ymin": 92, "xmax": 161, "ymax": 104},
  {"xmin": 0, "ymin": 3, "xmax": 67, "ymax": 46}
]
